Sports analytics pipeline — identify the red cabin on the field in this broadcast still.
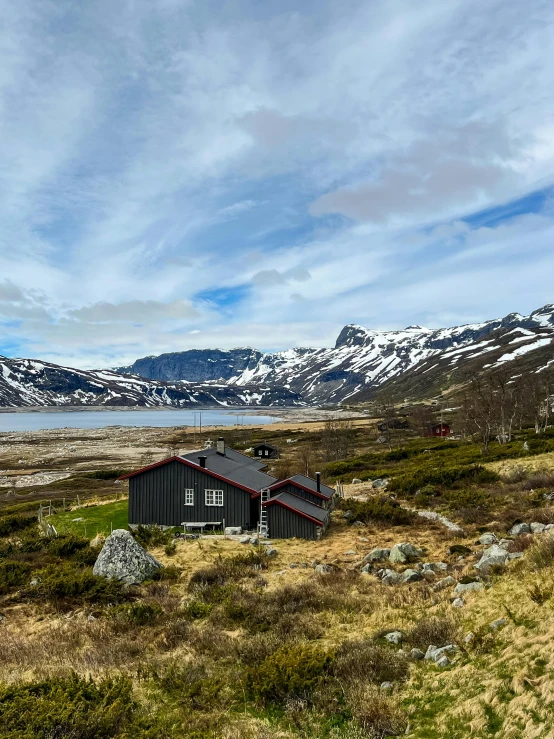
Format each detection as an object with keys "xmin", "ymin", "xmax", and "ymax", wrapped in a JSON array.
[{"xmin": 425, "ymin": 423, "xmax": 451, "ymax": 437}]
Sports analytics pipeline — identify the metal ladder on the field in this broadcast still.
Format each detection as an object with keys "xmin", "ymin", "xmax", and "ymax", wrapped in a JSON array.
[{"xmin": 259, "ymin": 487, "xmax": 270, "ymax": 538}]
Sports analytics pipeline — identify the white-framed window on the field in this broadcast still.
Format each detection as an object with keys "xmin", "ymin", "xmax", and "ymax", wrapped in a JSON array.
[
  {"xmin": 184, "ymin": 488, "xmax": 194, "ymax": 506},
  {"xmin": 205, "ymin": 489, "xmax": 224, "ymax": 506},
  {"xmin": 264, "ymin": 449, "xmax": 269, "ymax": 456}
]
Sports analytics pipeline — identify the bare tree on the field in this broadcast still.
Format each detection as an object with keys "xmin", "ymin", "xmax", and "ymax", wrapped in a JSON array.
[{"xmin": 321, "ymin": 418, "xmax": 355, "ymax": 462}]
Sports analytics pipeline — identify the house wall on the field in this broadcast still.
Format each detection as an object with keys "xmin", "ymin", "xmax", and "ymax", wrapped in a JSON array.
[
  {"xmin": 267, "ymin": 504, "xmax": 322, "ymax": 540},
  {"xmin": 128, "ymin": 460, "xmax": 253, "ymax": 528},
  {"xmin": 271, "ymin": 482, "xmax": 329, "ymax": 508}
]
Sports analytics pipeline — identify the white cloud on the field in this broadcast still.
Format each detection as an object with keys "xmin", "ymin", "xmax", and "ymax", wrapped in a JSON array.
[{"xmin": 0, "ymin": 0, "xmax": 553, "ymax": 366}]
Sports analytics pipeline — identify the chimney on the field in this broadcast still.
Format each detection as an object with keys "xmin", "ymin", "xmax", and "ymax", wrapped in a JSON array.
[
  {"xmin": 199, "ymin": 456, "xmax": 207, "ymax": 468},
  {"xmin": 217, "ymin": 437, "xmax": 225, "ymax": 456},
  {"xmin": 316, "ymin": 472, "xmax": 321, "ymax": 492}
]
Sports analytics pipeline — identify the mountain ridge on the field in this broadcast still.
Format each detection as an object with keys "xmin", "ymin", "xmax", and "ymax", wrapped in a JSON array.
[{"xmin": 116, "ymin": 304, "xmax": 554, "ymax": 405}]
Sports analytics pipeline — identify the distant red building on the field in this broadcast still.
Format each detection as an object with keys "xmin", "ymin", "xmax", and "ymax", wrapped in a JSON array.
[{"xmin": 425, "ymin": 423, "xmax": 451, "ymax": 437}]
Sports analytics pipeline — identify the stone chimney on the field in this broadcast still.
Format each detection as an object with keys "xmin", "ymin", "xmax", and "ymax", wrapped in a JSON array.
[{"xmin": 217, "ymin": 437, "xmax": 225, "ymax": 456}]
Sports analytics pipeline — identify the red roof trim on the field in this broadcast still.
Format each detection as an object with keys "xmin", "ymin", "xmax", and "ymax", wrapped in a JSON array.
[
  {"xmin": 262, "ymin": 495, "xmax": 326, "ymax": 526},
  {"xmin": 267, "ymin": 478, "xmax": 331, "ymax": 500},
  {"xmin": 118, "ymin": 456, "xmax": 257, "ymax": 495}
]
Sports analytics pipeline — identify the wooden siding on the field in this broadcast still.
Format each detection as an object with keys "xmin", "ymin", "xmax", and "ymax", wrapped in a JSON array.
[
  {"xmin": 270, "ymin": 482, "xmax": 329, "ymax": 508},
  {"xmin": 129, "ymin": 459, "xmax": 253, "ymax": 528},
  {"xmin": 267, "ymin": 503, "xmax": 321, "ymax": 540}
]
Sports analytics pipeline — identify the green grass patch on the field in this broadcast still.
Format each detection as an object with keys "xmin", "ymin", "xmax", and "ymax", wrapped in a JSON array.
[{"xmin": 47, "ymin": 499, "xmax": 128, "ymax": 538}]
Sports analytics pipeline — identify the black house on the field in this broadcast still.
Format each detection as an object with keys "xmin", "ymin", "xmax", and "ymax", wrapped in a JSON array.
[
  {"xmin": 253, "ymin": 442, "xmax": 280, "ymax": 459},
  {"xmin": 119, "ymin": 437, "xmax": 334, "ymax": 540},
  {"xmin": 262, "ymin": 492, "xmax": 330, "ymax": 540}
]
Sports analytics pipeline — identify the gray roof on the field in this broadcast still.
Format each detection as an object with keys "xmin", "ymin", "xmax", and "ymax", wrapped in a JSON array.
[
  {"xmin": 180, "ymin": 446, "xmax": 276, "ymax": 491},
  {"xmin": 284, "ymin": 474, "xmax": 335, "ymax": 498},
  {"xmin": 254, "ymin": 442, "xmax": 279, "ymax": 451},
  {"xmin": 182, "ymin": 446, "xmax": 266, "ymax": 470},
  {"xmin": 263, "ymin": 491, "xmax": 330, "ymax": 524}
]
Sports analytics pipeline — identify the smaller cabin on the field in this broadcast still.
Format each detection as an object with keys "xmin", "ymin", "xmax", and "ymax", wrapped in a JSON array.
[
  {"xmin": 253, "ymin": 442, "xmax": 280, "ymax": 460},
  {"xmin": 377, "ymin": 419, "xmax": 409, "ymax": 432},
  {"xmin": 262, "ymin": 491, "xmax": 330, "ymax": 540},
  {"xmin": 268, "ymin": 473, "xmax": 335, "ymax": 509},
  {"xmin": 425, "ymin": 423, "xmax": 451, "ymax": 437}
]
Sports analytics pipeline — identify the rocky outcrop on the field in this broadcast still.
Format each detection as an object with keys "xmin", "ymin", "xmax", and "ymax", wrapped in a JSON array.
[
  {"xmin": 389, "ymin": 543, "xmax": 422, "ymax": 564},
  {"xmin": 93, "ymin": 529, "xmax": 163, "ymax": 585}
]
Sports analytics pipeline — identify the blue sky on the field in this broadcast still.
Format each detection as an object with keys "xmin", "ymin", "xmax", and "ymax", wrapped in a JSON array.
[{"xmin": 0, "ymin": 0, "xmax": 554, "ymax": 367}]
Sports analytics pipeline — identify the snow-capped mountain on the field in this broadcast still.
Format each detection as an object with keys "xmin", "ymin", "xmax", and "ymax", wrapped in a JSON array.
[
  {"xmin": 0, "ymin": 358, "xmax": 303, "ymax": 408},
  {"xmin": 119, "ymin": 304, "xmax": 554, "ymax": 404}
]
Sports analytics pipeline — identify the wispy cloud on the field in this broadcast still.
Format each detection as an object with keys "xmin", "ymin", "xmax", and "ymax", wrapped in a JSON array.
[{"xmin": 0, "ymin": 0, "xmax": 553, "ymax": 367}]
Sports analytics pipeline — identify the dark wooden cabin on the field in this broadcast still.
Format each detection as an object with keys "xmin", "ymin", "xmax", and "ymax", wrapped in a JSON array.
[
  {"xmin": 253, "ymin": 442, "xmax": 280, "ymax": 459},
  {"xmin": 262, "ymin": 491, "xmax": 330, "ymax": 540}
]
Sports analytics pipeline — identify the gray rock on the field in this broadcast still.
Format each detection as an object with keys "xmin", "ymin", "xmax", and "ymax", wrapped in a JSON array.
[
  {"xmin": 479, "ymin": 533, "xmax": 498, "ymax": 546},
  {"xmin": 416, "ymin": 510, "xmax": 465, "ymax": 537},
  {"xmin": 372, "ymin": 478, "xmax": 388, "ymax": 489},
  {"xmin": 490, "ymin": 618, "xmax": 507, "ymax": 630},
  {"xmin": 410, "ymin": 648, "xmax": 425, "ymax": 661},
  {"xmin": 421, "ymin": 570, "xmax": 437, "ymax": 582},
  {"xmin": 361, "ymin": 563, "xmax": 371, "ymax": 573},
  {"xmin": 434, "ymin": 575, "xmax": 457, "ymax": 591},
  {"xmin": 249, "ymin": 537, "xmax": 258, "ymax": 545},
  {"xmin": 545, "ymin": 524, "xmax": 554, "ymax": 531},
  {"xmin": 239, "ymin": 536, "xmax": 250, "ymax": 544},
  {"xmin": 452, "ymin": 598, "xmax": 465, "ymax": 608},
  {"xmin": 389, "ymin": 542, "xmax": 422, "ymax": 564},
  {"xmin": 497, "ymin": 539, "xmax": 512, "ymax": 550},
  {"xmin": 507, "ymin": 552, "xmax": 524, "ymax": 560},
  {"xmin": 509, "ymin": 522, "xmax": 531, "ymax": 536},
  {"xmin": 364, "ymin": 547, "xmax": 390, "ymax": 563},
  {"xmin": 474, "ymin": 544, "xmax": 509, "ymax": 575},
  {"xmin": 436, "ymin": 655, "xmax": 451, "ymax": 667},
  {"xmin": 463, "ymin": 632, "xmax": 475, "ymax": 644},
  {"xmin": 531, "ymin": 522, "xmax": 546, "ymax": 534},
  {"xmin": 352, "ymin": 478, "xmax": 362, "ymax": 484},
  {"xmin": 384, "ymin": 631, "xmax": 403, "ymax": 644},
  {"xmin": 264, "ymin": 547, "xmax": 278, "ymax": 557},
  {"xmin": 87, "ymin": 613, "xmax": 95, "ymax": 622},
  {"xmin": 343, "ymin": 510, "xmax": 354, "ymax": 521},
  {"xmin": 422, "ymin": 561, "xmax": 448, "ymax": 572},
  {"xmin": 352, "ymin": 521, "xmax": 365, "ymax": 527},
  {"xmin": 29, "ymin": 577, "xmax": 41, "ymax": 587},
  {"xmin": 380, "ymin": 681, "xmax": 393, "ymax": 691},
  {"xmin": 289, "ymin": 563, "xmax": 299, "ymax": 569},
  {"xmin": 400, "ymin": 568, "xmax": 423, "ymax": 583},
  {"xmin": 92, "ymin": 529, "xmax": 163, "ymax": 585},
  {"xmin": 225, "ymin": 526, "xmax": 242, "ymax": 535},
  {"xmin": 315, "ymin": 564, "xmax": 331, "ymax": 574},
  {"xmin": 359, "ymin": 537, "xmax": 369, "ymax": 542},
  {"xmin": 425, "ymin": 644, "xmax": 458, "ymax": 662},
  {"xmin": 454, "ymin": 581, "xmax": 484, "ymax": 594},
  {"xmin": 382, "ymin": 572, "xmax": 402, "ymax": 585}
]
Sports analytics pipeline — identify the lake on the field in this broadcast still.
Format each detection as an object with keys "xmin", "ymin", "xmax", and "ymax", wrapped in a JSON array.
[{"xmin": 0, "ymin": 408, "xmax": 280, "ymax": 432}]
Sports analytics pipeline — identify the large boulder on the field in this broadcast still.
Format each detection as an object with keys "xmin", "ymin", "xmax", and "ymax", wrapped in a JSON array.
[
  {"xmin": 389, "ymin": 543, "xmax": 422, "ymax": 564},
  {"xmin": 93, "ymin": 529, "xmax": 163, "ymax": 585},
  {"xmin": 474, "ymin": 544, "xmax": 509, "ymax": 575}
]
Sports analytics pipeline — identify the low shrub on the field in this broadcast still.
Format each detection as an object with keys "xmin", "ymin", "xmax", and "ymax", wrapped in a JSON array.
[
  {"xmin": 337, "ymin": 496, "xmax": 416, "ymax": 526},
  {"xmin": 525, "ymin": 534, "xmax": 554, "ymax": 571},
  {"xmin": 0, "ymin": 673, "xmax": 160, "ymax": 738},
  {"xmin": 0, "ymin": 514, "xmax": 36, "ymax": 538},
  {"xmin": 390, "ymin": 464, "xmax": 500, "ymax": 494},
  {"xmin": 528, "ymin": 581, "xmax": 553, "ymax": 606},
  {"xmin": 0, "ymin": 560, "xmax": 32, "ymax": 595},
  {"xmin": 152, "ymin": 565, "xmax": 180, "ymax": 582},
  {"xmin": 132, "ymin": 525, "xmax": 173, "ymax": 548},
  {"xmin": 164, "ymin": 540, "xmax": 177, "ymax": 557},
  {"xmin": 189, "ymin": 551, "xmax": 270, "ymax": 589},
  {"xmin": 247, "ymin": 643, "xmax": 333, "ymax": 704},
  {"xmin": 333, "ymin": 639, "xmax": 409, "ymax": 685},
  {"xmin": 21, "ymin": 562, "xmax": 128, "ymax": 604},
  {"xmin": 110, "ymin": 602, "xmax": 164, "ymax": 626},
  {"xmin": 405, "ymin": 615, "xmax": 460, "ymax": 650},
  {"xmin": 47, "ymin": 534, "xmax": 90, "ymax": 558},
  {"xmin": 345, "ymin": 686, "xmax": 408, "ymax": 738},
  {"xmin": 81, "ymin": 469, "xmax": 130, "ymax": 479},
  {"xmin": 149, "ymin": 662, "xmax": 227, "ymax": 712},
  {"xmin": 443, "ymin": 488, "xmax": 491, "ymax": 510},
  {"xmin": 182, "ymin": 600, "xmax": 213, "ymax": 620}
]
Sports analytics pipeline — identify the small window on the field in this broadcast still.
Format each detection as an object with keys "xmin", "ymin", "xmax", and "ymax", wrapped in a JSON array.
[
  {"xmin": 184, "ymin": 488, "xmax": 194, "ymax": 506},
  {"xmin": 264, "ymin": 449, "xmax": 269, "ymax": 456},
  {"xmin": 205, "ymin": 489, "xmax": 224, "ymax": 506}
]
